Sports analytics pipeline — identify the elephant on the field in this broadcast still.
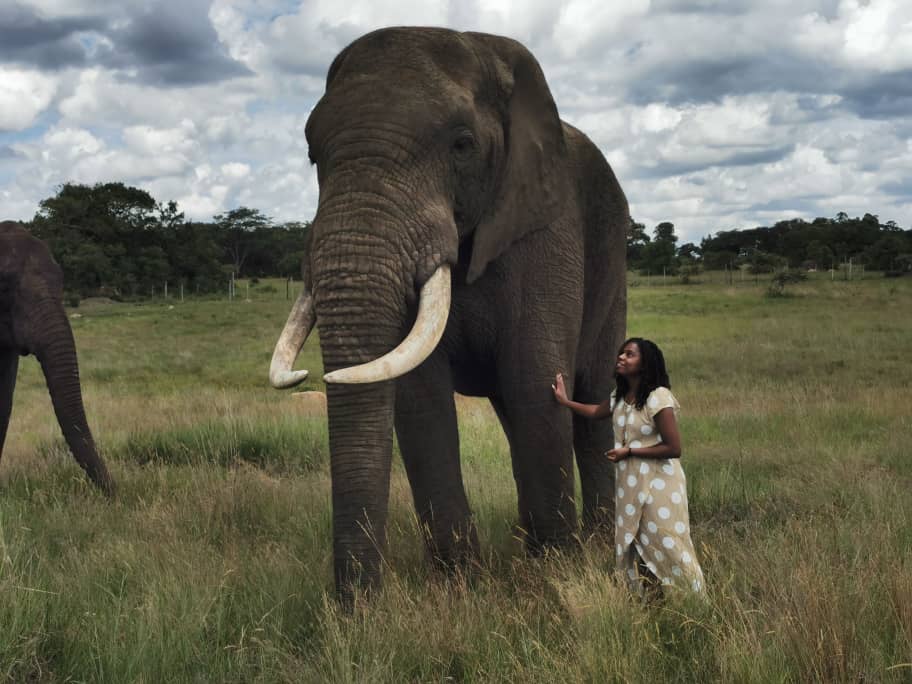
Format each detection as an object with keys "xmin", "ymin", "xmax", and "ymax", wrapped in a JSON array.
[
  {"xmin": 270, "ymin": 28, "xmax": 627, "ymax": 600},
  {"xmin": 0, "ymin": 221, "xmax": 114, "ymax": 495}
]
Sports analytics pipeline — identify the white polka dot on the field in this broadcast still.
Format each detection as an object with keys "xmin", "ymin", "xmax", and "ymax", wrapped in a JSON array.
[
  {"xmin": 617, "ymin": 416, "xmax": 626, "ymax": 427},
  {"xmin": 617, "ymin": 515, "xmax": 624, "ymax": 527},
  {"xmin": 674, "ymin": 521, "xmax": 686, "ymax": 534},
  {"xmin": 640, "ymin": 424, "xmax": 653, "ymax": 435},
  {"xmin": 656, "ymin": 435, "xmax": 663, "ymax": 443},
  {"xmin": 662, "ymin": 463, "xmax": 675, "ymax": 475},
  {"xmin": 630, "ymin": 440, "xmax": 642, "ymax": 448},
  {"xmin": 662, "ymin": 576, "xmax": 673, "ymax": 586},
  {"xmin": 647, "ymin": 521, "xmax": 658, "ymax": 533},
  {"xmin": 639, "ymin": 463, "xmax": 649, "ymax": 475},
  {"xmin": 671, "ymin": 492, "xmax": 682, "ymax": 504},
  {"xmin": 672, "ymin": 566, "xmax": 682, "ymax": 577},
  {"xmin": 640, "ymin": 533, "xmax": 650, "ymax": 545},
  {"xmin": 648, "ymin": 396, "xmax": 659, "ymax": 409},
  {"xmin": 652, "ymin": 549, "xmax": 664, "ymax": 562},
  {"xmin": 662, "ymin": 537, "xmax": 675, "ymax": 549},
  {"xmin": 637, "ymin": 492, "xmax": 647, "ymax": 504},
  {"xmin": 627, "ymin": 475, "xmax": 637, "ymax": 487},
  {"xmin": 682, "ymin": 551, "xmax": 692, "ymax": 564},
  {"xmin": 617, "ymin": 487, "xmax": 625, "ymax": 499},
  {"xmin": 650, "ymin": 478, "xmax": 666, "ymax": 491},
  {"xmin": 614, "ymin": 442, "xmax": 622, "ymax": 450},
  {"xmin": 692, "ymin": 579, "xmax": 702, "ymax": 592},
  {"xmin": 618, "ymin": 461, "xmax": 627, "ymax": 472},
  {"xmin": 624, "ymin": 504, "xmax": 635, "ymax": 516},
  {"xmin": 624, "ymin": 532, "xmax": 634, "ymax": 545},
  {"xmin": 647, "ymin": 495, "xmax": 654, "ymax": 504},
  {"xmin": 658, "ymin": 507, "xmax": 671, "ymax": 520},
  {"xmin": 617, "ymin": 544, "xmax": 623, "ymax": 556}
]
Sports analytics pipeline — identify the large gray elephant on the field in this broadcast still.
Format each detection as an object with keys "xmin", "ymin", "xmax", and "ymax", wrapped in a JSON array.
[
  {"xmin": 0, "ymin": 221, "xmax": 114, "ymax": 495},
  {"xmin": 271, "ymin": 28, "xmax": 627, "ymax": 599}
]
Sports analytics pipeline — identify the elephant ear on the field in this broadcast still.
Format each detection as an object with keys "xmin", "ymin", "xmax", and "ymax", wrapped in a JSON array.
[{"xmin": 464, "ymin": 33, "xmax": 567, "ymax": 284}]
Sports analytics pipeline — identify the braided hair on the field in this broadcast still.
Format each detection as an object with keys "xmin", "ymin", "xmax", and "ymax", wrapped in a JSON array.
[{"xmin": 614, "ymin": 338, "xmax": 670, "ymax": 410}]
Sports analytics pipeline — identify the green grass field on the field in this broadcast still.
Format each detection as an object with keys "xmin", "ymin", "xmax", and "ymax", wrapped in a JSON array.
[{"xmin": 1, "ymin": 273, "xmax": 911, "ymax": 682}]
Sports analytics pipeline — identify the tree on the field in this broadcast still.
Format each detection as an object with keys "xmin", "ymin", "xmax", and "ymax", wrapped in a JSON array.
[
  {"xmin": 638, "ymin": 222, "xmax": 679, "ymax": 275},
  {"xmin": 626, "ymin": 218, "xmax": 651, "ymax": 268},
  {"xmin": 677, "ymin": 242, "xmax": 701, "ymax": 264},
  {"xmin": 213, "ymin": 207, "xmax": 272, "ymax": 277},
  {"xmin": 31, "ymin": 182, "xmax": 165, "ymax": 295}
]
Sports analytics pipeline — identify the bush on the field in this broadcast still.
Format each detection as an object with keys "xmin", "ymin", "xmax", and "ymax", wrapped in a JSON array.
[{"xmin": 766, "ymin": 269, "xmax": 807, "ymax": 297}]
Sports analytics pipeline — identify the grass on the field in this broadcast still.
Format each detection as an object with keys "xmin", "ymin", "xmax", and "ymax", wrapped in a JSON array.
[{"xmin": 1, "ymin": 273, "xmax": 911, "ymax": 681}]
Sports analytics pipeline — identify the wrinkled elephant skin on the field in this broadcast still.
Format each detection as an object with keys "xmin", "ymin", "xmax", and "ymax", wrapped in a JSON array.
[{"xmin": 271, "ymin": 28, "xmax": 627, "ymax": 600}]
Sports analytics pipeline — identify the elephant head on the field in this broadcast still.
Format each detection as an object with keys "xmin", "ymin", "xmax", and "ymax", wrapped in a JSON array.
[
  {"xmin": 0, "ymin": 221, "xmax": 114, "ymax": 496},
  {"xmin": 271, "ymin": 28, "xmax": 570, "ymax": 598}
]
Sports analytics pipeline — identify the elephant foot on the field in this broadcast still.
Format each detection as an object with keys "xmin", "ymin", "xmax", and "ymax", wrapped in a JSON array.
[
  {"xmin": 514, "ymin": 522, "xmax": 580, "ymax": 558},
  {"xmin": 581, "ymin": 508, "xmax": 615, "ymax": 543},
  {"xmin": 424, "ymin": 520, "xmax": 480, "ymax": 572}
]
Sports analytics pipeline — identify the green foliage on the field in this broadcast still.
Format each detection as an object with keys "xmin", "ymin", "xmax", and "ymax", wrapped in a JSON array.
[
  {"xmin": 766, "ymin": 269, "xmax": 808, "ymax": 297},
  {"xmin": 626, "ymin": 218, "xmax": 651, "ymax": 265},
  {"xmin": 700, "ymin": 212, "xmax": 912, "ymax": 273},
  {"xmin": 27, "ymin": 184, "xmax": 312, "ymax": 297},
  {"xmin": 636, "ymin": 221, "xmax": 680, "ymax": 275}
]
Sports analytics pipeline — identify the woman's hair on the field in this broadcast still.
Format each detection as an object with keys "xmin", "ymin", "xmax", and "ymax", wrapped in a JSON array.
[{"xmin": 614, "ymin": 337, "xmax": 670, "ymax": 410}]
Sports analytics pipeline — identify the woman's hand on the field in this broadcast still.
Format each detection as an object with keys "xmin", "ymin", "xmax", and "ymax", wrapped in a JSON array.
[
  {"xmin": 552, "ymin": 372, "xmax": 568, "ymax": 405},
  {"xmin": 604, "ymin": 447, "xmax": 631, "ymax": 463}
]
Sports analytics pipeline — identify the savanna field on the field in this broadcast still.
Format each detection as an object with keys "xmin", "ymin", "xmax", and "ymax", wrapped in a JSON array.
[{"xmin": 1, "ymin": 273, "xmax": 910, "ymax": 682}]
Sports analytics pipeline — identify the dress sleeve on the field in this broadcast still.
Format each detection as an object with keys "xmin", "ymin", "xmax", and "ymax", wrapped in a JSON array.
[{"xmin": 645, "ymin": 387, "xmax": 680, "ymax": 421}]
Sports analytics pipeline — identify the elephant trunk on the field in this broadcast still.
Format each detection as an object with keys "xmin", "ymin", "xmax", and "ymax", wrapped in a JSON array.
[
  {"xmin": 311, "ymin": 228, "xmax": 426, "ymax": 601},
  {"xmin": 30, "ymin": 300, "xmax": 114, "ymax": 496}
]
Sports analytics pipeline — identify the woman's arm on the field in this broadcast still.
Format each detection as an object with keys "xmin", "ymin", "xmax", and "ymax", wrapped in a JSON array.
[
  {"xmin": 552, "ymin": 373, "xmax": 614, "ymax": 420},
  {"xmin": 605, "ymin": 407, "xmax": 682, "ymax": 462}
]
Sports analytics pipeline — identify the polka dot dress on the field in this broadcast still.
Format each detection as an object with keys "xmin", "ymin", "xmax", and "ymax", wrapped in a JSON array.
[{"xmin": 612, "ymin": 387, "xmax": 704, "ymax": 595}]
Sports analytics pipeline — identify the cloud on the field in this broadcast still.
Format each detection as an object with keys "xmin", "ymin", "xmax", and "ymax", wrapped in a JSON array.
[
  {"xmin": 0, "ymin": 67, "xmax": 58, "ymax": 130},
  {"xmin": 102, "ymin": 2, "xmax": 253, "ymax": 85},
  {"xmin": 1, "ymin": 0, "xmax": 910, "ymax": 242},
  {"xmin": 0, "ymin": 2, "xmax": 105, "ymax": 69},
  {"xmin": 1, "ymin": 0, "xmax": 252, "ymax": 86}
]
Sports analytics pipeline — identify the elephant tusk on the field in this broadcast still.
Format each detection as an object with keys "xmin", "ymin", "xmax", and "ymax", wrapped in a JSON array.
[
  {"xmin": 269, "ymin": 289, "xmax": 316, "ymax": 389},
  {"xmin": 324, "ymin": 265, "xmax": 451, "ymax": 384}
]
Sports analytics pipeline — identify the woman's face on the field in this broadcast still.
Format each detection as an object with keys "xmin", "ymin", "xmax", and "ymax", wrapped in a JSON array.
[{"xmin": 615, "ymin": 342, "xmax": 642, "ymax": 378}]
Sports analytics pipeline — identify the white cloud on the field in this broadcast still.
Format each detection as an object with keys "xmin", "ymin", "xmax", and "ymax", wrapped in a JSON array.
[
  {"xmin": 1, "ymin": 0, "xmax": 911, "ymax": 241},
  {"xmin": 0, "ymin": 68, "xmax": 58, "ymax": 131}
]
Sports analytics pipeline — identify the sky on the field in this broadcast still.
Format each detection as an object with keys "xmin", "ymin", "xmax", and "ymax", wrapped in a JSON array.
[{"xmin": 1, "ymin": 0, "xmax": 911, "ymax": 245}]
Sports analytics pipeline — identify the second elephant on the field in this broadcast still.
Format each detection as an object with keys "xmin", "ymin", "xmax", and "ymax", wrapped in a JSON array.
[{"xmin": 0, "ymin": 221, "xmax": 114, "ymax": 495}]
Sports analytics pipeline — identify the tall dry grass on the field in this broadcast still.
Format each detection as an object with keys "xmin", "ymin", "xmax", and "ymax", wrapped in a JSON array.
[{"xmin": 1, "ymin": 274, "xmax": 910, "ymax": 681}]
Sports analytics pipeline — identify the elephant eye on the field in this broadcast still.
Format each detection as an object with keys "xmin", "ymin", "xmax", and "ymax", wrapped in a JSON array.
[{"xmin": 451, "ymin": 131, "xmax": 476, "ymax": 158}]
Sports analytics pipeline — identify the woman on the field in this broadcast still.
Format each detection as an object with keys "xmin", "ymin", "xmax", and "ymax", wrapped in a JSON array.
[{"xmin": 553, "ymin": 338, "xmax": 704, "ymax": 596}]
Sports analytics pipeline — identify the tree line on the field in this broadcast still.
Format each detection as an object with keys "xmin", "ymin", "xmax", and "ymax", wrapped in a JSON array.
[
  {"xmin": 16, "ymin": 181, "xmax": 912, "ymax": 298},
  {"xmin": 628, "ymin": 212, "xmax": 912, "ymax": 277},
  {"xmin": 26, "ymin": 182, "xmax": 309, "ymax": 298}
]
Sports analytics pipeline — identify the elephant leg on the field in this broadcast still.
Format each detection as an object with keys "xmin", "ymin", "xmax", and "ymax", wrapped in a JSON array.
[
  {"xmin": 395, "ymin": 351, "xmax": 478, "ymax": 568},
  {"xmin": 0, "ymin": 349, "xmax": 18, "ymax": 462},
  {"xmin": 572, "ymin": 382, "xmax": 617, "ymax": 537},
  {"xmin": 493, "ymin": 381, "xmax": 577, "ymax": 552},
  {"xmin": 573, "ymin": 322, "xmax": 622, "ymax": 537}
]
